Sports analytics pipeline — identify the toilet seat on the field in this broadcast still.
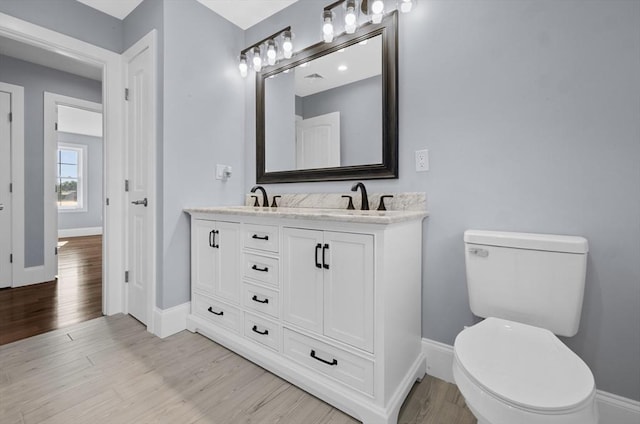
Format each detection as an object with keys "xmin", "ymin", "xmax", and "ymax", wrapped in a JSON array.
[{"xmin": 453, "ymin": 317, "xmax": 596, "ymax": 413}]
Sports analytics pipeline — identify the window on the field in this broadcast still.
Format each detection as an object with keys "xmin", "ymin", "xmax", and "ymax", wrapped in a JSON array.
[{"xmin": 56, "ymin": 144, "xmax": 86, "ymax": 211}]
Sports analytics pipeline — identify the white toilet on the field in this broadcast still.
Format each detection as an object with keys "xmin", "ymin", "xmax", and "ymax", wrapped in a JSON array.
[{"xmin": 453, "ymin": 230, "xmax": 598, "ymax": 424}]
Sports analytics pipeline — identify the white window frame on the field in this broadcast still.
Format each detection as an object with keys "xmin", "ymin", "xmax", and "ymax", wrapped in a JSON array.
[{"xmin": 57, "ymin": 142, "xmax": 87, "ymax": 213}]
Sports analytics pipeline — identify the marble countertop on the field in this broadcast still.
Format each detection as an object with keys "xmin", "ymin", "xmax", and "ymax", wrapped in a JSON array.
[{"xmin": 185, "ymin": 206, "xmax": 428, "ymax": 225}]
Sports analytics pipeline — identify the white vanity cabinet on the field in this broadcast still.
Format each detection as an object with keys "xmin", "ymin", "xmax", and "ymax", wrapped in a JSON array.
[
  {"xmin": 191, "ymin": 219, "xmax": 241, "ymax": 304},
  {"xmin": 283, "ymin": 228, "xmax": 374, "ymax": 352},
  {"xmin": 186, "ymin": 207, "xmax": 427, "ymax": 424}
]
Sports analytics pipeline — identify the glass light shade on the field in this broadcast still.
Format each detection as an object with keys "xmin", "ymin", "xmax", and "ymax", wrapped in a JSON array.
[
  {"xmin": 252, "ymin": 47, "xmax": 262, "ymax": 72},
  {"xmin": 282, "ymin": 32, "xmax": 293, "ymax": 59},
  {"xmin": 322, "ymin": 11, "xmax": 334, "ymax": 43},
  {"xmin": 399, "ymin": 0, "xmax": 413, "ymax": 13},
  {"xmin": 267, "ymin": 41, "xmax": 276, "ymax": 66},
  {"xmin": 238, "ymin": 55, "xmax": 248, "ymax": 78}
]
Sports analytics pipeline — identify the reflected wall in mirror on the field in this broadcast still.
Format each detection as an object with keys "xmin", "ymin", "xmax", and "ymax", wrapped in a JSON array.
[
  {"xmin": 257, "ymin": 12, "xmax": 397, "ymax": 183},
  {"xmin": 265, "ymin": 36, "xmax": 382, "ymax": 172}
]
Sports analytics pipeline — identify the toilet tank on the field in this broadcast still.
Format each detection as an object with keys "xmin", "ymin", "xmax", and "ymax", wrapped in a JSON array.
[{"xmin": 464, "ymin": 230, "xmax": 588, "ymax": 337}]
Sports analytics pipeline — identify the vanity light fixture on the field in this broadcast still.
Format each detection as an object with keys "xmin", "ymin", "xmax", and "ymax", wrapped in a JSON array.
[
  {"xmin": 282, "ymin": 30, "xmax": 293, "ymax": 59},
  {"xmin": 252, "ymin": 46, "xmax": 263, "ymax": 72},
  {"xmin": 321, "ymin": 0, "xmax": 414, "ymax": 38},
  {"xmin": 266, "ymin": 40, "xmax": 277, "ymax": 66},
  {"xmin": 370, "ymin": 0, "xmax": 385, "ymax": 23},
  {"xmin": 238, "ymin": 53, "xmax": 248, "ymax": 78},
  {"xmin": 344, "ymin": 0, "xmax": 358, "ymax": 34},
  {"xmin": 238, "ymin": 26, "xmax": 293, "ymax": 77},
  {"xmin": 322, "ymin": 10, "xmax": 335, "ymax": 43}
]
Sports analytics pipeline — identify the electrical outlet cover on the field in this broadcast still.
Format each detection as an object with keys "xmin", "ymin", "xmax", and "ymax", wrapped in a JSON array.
[{"xmin": 415, "ymin": 149, "xmax": 429, "ymax": 172}]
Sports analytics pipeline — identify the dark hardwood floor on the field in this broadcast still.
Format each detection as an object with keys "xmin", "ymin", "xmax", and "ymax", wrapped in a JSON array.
[{"xmin": 0, "ymin": 235, "xmax": 103, "ymax": 345}]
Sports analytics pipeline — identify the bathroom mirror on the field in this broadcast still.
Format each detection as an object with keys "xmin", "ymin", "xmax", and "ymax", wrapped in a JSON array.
[{"xmin": 256, "ymin": 11, "xmax": 398, "ymax": 183}]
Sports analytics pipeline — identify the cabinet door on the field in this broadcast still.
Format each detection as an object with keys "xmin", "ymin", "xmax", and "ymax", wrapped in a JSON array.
[
  {"xmin": 213, "ymin": 221, "xmax": 241, "ymax": 304},
  {"xmin": 283, "ymin": 228, "xmax": 324, "ymax": 334},
  {"xmin": 192, "ymin": 219, "xmax": 217, "ymax": 296},
  {"xmin": 323, "ymin": 231, "xmax": 374, "ymax": 352}
]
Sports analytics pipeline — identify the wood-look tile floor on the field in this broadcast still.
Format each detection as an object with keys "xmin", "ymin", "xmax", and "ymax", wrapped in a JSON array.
[
  {"xmin": 0, "ymin": 314, "xmax": 476, "ymax": 424},
  {"xmin": 0, "ymin": 236, "xmax": 103, "ymax": 345}
]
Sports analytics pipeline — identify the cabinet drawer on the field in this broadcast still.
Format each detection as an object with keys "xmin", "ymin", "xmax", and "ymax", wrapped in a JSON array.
[
  {"xmin": 242, "ymin": 253, "xmax": 279, "ymax": 287},
  {"xmin": 244, "ymin": 313, "xmax": 280, "ymax": 352},
  {"xmin": 283, "ymin": 328, "xmax": 374, "ymax": 395},
  {"xmin": 242, "ymin": 282, "xmax": 280, "ymax": 319},
  {"xmin": 193, "ymin": 294, "xmax": 241, "ymax": 333},
  {"xmin": 244, "ymin": 224, "xmax": 279, "ymax": 253}
]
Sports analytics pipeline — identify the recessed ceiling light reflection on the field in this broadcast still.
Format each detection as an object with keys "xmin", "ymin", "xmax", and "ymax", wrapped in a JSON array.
[{"xmin": 338, "ymin": 65, "xmax": 348, "ymax": 71}]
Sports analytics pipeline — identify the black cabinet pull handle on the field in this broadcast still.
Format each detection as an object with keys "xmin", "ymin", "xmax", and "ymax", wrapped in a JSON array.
[
  {"xmin": 251, "ymin": 264, "xmax": 269, "ymax": 272},
  {"xmin": 209, "ymin": 230, "xmax": 214, "ymax": 247},
  {"xmin": 252, "ymin": 325, "xmax": 269, "ymax": 335},
  {"xmin": 252, "ymin": 234, "xmax": 269, "ymax": 241},
  {"xmin": 322, "ymin": 244, "xmax": 329, "ymax": 269},
  {"xmin": 315, "ymin": 243, "xmax": 322, "ymax": 268},
  {"xmin": 310, "ymin": 350, "xmax": 337, "ymax": 366},
  {"xmin": 211, "ymin": 230, "xmax": 219, "ymax": 249},
  {"xmin": 251, "ymin": 295, "xmax": 269, "ymax": 304},
  {"xmin": 207, "ymin": 306, "xmax": 223, "ymax": 316}
]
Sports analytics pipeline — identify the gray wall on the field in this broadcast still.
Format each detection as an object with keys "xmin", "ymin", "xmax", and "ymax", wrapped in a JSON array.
[
  {"xmin": 265, "ymin": 70, "xmax": 296, "ymax": 172},
  {"xmin": 160, "ymin": 0, "xmax": 245, "ymax": 309},
  {"xmin": 301, "ymin": 75, "xmax": 382, "ymax": 166},
  {"xmin": 0, "ymin": 54, "xmax": 102, "ymax": 267},
  {"xmin": 57, "ymin": 132, "xmax": 103, "ymax": 230},
  {"xmin": 0, "ymin": 0, "xmax": 123, "ymax": 53},
  {"xmin": 244, "ymin": 0, "xmax": 640, "ymax": 401}
]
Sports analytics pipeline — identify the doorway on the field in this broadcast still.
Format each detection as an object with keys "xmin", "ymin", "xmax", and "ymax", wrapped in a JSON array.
[{"xmin": 0, "ymin": 13, "xmax": 158, "ymax": 334}]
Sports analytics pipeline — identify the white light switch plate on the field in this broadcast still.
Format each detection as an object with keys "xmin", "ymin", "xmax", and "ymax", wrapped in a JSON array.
[
  {"xmin": 415, "ymin": 149, "xmax": 429, "ymax": 172},
  {"xmin": 216, "ymin": 164, "xmax": 231, "ymax": 180}
]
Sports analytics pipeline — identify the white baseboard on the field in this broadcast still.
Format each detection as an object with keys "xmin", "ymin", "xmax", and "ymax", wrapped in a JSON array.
[
  {"xmin": 422, "ymin": 338, "xmax": 640, "ymax": 424},
  {"xmin": 153, "ymin": 302, "xmax": 190, "ymax": 339},
  {"xmin": 58, "ymin": 226, "xmax": 103, "ymax": 238}
]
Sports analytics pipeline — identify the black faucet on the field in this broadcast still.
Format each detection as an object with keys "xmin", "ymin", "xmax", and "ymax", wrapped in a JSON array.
[
  {"xmin": 350, "ymin": 182, "xmax": 369, "ymax": 210},
  {"xmin": 250, "ymin": 185, "xmax": 268, "ymax": 207}
]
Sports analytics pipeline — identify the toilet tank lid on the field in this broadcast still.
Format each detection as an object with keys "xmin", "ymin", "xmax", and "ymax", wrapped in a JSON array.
[{"xmin": 464, "ymin": 230, "xmax": 588, "ymax": 254}]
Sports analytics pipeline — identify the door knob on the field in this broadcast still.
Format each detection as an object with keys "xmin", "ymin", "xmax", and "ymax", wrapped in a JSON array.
[
  {"xmin": 0, "ymin": 204, "xmax": 4, "ymax": 211},
  {"xmin": 131, "ymin": 198, "xmax": 148, "ymax": 207}
]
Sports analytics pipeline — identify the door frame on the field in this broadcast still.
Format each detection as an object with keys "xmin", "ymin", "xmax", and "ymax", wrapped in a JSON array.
[
  {"xmin": 43, "ymin": 93, "xmax": 103, "ymax": 285},
  {"xmin": 0, "ymin": 12, "xmax": 126, "ymax": 315},
  {"xmin": 122, "ymin": 31, "xmax": 158, "ymax": 330},
  {"xmin": 0, "ymin": 82, "xmax": 24, "ymax": 287}
]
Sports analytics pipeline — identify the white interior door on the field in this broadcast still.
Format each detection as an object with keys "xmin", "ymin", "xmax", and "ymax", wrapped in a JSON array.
[
  {"xmin": 126, "ymin": 45, "xmax": 153, "ymax": 325},
  {"xmin": 0, "ymin": 91, "xmax": 12, "ymax": 288},
  {"xmin": 295, "ymin": 111, "xmax": 340, "ymax": 169}
]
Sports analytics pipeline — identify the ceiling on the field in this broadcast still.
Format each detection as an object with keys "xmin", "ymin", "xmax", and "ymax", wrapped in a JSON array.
[
  {"xmin": 0, "ymin": 0, "xmax": 301, "ymax": 82},
  {"xmin": 76, "ymin": 0, "xmax": 299, "ymax": 29},
  {"xmin": 294, "ymin": 35, "xmax": 382, "ymax": 97}
]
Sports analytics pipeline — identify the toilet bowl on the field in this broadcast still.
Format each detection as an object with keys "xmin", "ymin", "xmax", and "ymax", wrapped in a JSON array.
[{"xmin": 453, "ymin": 317, "xmax": 598, "ymax": 424}]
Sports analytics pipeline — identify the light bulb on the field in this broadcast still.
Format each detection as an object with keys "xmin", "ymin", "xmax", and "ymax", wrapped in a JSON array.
[
  {"xmin": 345, "ymin": 0, "xmax": 357, "ymax": 33},
  {"xmin": 371, "ymin": 0, "xmax": 384, "ymax": 14},
  {"xmin": 371, "ymin": 13, "xmax": 383, "ymax": 24},
  {"xmin": 252, "ymin": 47, "xmax": 262, "ymax": 72},
  {"xmin": 282, "ymin": 31, "xmax": 293, "ymax": 59},
  {"xmin": 267, "ymin": 41, "xmax": 276, "ymax": 66},
  {"xmin": 238, "ymin": 54, "xmax": 248, "ymax": 78},
  {"xmin": 322, "ymin": 10, "xmax": 334, "ymax": 43},
  {"xmin": 399, "ymin": 0, "xmax": 413, "ymax": 13}
]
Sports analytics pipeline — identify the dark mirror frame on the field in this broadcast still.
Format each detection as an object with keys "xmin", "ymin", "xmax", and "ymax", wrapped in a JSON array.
[{"xmin": 256, "ymin": 11, "xmax": 398, "ymax": 184}]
